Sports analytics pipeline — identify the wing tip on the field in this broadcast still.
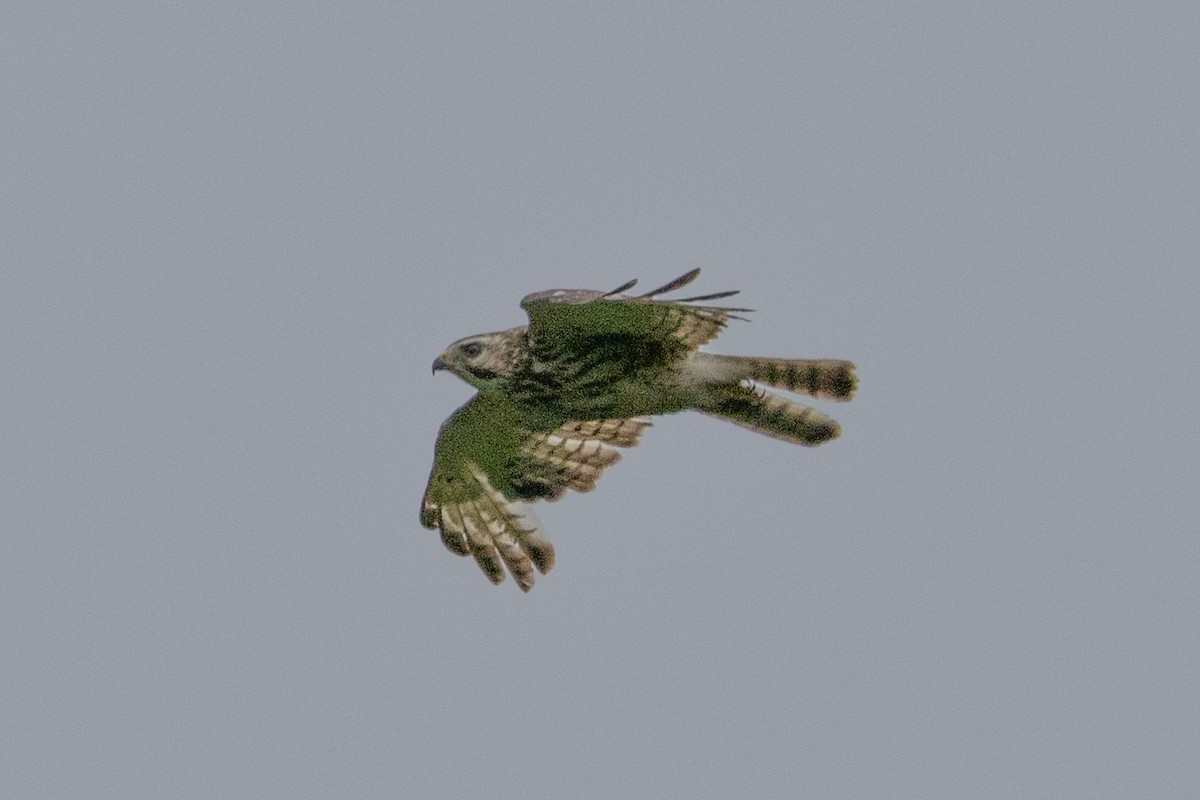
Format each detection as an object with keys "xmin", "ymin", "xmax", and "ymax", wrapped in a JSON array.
[
  {"xmin": 640, "ymin": 268, "xmax": 702, "ymax": 298},
  {"xmin": 420, "ymin": 504, "xmax": 438, "ymax": 530}
]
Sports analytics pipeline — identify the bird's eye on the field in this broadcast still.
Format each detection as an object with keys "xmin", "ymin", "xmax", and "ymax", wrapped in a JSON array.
[{"xmin": 460, "ymin": 341, "xmax": 483, "ymax": 358}]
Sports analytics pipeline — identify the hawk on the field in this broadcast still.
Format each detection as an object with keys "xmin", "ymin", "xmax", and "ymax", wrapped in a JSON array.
[{"xmin": 421, "ymin": 269, "xmax": 856, "ymax": 591}]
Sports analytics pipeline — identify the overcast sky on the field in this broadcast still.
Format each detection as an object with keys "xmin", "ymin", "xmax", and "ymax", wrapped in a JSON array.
[{"xmin": 4, "ymin": 4, "xmax": 1198, "ymax": 798}]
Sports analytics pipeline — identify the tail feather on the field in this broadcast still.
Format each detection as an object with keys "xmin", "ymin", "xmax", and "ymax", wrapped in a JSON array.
[
  {"xmin": 689, "ymin": 354, "xmax": 857, "ymax": 401},
  {"xmin": 745, "ymin": 357, "xmax": 857, "ymax": 400},
  {"xmin": 697, "ymin": 385, "xmax": 841, "ymax": 447}
]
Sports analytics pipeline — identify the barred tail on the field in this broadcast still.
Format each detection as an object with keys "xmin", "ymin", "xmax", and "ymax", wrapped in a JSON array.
[
  {"xmin": 688, "ymin": 354, "xmax": 857, "ymax": 400},
  {"xmin": 697, "ymin": 385, "xmax": 841, "ymax": 447},
  {"xmin": 743, "ymin": 356, "xmax": 857, "ymax": 400}
]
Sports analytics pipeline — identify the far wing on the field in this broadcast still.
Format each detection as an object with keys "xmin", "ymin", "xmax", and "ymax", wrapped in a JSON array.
[
  {"xmin": 420, "ymin": 393, "xmax": 650, "ymax": 591},
  {"xmin": 519, "ymin": 268, "xmax": 751, "ymax": 356}
]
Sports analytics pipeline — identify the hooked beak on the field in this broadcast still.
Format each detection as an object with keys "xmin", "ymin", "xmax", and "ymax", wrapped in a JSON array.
[{"xmin": 431, "ymin": 356, "xmax": 448, "ymax": 375}]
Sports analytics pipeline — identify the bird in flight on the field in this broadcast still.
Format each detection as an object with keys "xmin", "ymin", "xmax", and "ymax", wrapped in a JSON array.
[{"xmin": 422, "ymin": 269, "xmax": 856, "ymax": 591}]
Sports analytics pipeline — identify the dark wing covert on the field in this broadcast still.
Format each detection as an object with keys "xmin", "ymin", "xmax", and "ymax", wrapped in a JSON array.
[{"xmin": 520, "ymin": 268, "xmax": 752, "ymax": 354}]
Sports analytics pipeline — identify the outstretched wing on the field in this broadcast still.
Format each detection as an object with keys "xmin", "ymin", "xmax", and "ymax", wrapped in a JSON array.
[
  {"xmin": 520, "ymin": 268, "xmax": 752, "ymax": 357},
  {"xmin": 420, "ymin": 393, "xmax": 650, "ymax": 591}
]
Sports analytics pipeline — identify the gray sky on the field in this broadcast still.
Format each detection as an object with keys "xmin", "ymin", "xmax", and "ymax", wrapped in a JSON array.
[{"xmin": 4, "ymin": 4, "xmax": 1198, "ymax": 798}]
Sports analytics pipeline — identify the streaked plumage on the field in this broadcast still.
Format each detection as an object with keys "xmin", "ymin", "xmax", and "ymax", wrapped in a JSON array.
[{"xmin": 422, "ymin": 270, "xmax": 856, "ymax": 591}]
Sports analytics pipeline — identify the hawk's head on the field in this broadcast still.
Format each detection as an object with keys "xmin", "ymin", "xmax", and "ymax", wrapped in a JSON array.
[{"xmin": 432, "ymin": 328, "xmax": 522, "ymax": 390}]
